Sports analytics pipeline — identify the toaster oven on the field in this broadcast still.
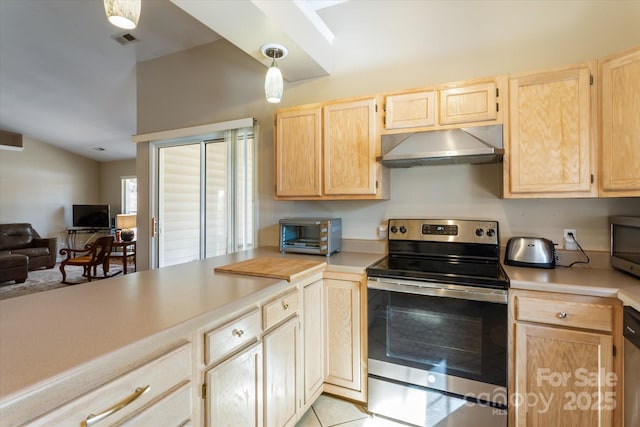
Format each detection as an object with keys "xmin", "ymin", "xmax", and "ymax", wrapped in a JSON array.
[
  {"xmin": 279, "ymin": 218, "xmax": 342, "ymax": 256},
  {"xmin": 610, "ymin": 216, "xmax": 640, "ymax": 279}
]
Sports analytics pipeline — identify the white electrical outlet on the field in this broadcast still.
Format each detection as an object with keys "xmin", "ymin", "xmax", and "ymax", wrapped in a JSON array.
[{"xmin": 563, "ymin": 229, "xmax": 577, "ymax": 250}]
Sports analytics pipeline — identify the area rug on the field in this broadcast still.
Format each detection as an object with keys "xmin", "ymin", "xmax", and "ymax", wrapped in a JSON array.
[{"xmin": 0, "ymin": 264, "xmax": 124, "ymax": 300}]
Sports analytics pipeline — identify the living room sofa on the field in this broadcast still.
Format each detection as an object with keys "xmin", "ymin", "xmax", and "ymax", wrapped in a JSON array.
[{"xmin": 0, "ymin": 223, "xmax": 57, "ymax": 284}]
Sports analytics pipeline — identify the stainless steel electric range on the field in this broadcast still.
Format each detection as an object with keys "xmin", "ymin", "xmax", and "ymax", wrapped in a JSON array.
[{"xmin": 366, "ymin": 219, "xmax": 509, "ymax": 427}]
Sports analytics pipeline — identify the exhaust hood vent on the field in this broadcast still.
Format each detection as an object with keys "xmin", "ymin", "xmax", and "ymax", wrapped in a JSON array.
[{"xmin": 379, "ymin": 124, "xmax": 504, "ymax": 168}]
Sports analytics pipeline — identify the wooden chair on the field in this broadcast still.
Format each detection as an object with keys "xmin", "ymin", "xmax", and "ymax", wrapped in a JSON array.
[{"xmin": 59, "ymin": 236, "xmax": 114, "ymax": 285}]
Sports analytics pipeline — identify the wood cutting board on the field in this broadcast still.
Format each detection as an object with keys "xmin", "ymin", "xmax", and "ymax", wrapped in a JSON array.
[{"xmin": 214, "ymin": 257, "xmax": 326, "ymax": 282}]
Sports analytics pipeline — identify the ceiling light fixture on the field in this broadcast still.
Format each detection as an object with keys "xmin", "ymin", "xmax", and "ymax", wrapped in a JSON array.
[
  {"xmin": 104, "ymin": 0, "xmax": 141, "ymax": 30},
  {"xmin": 261, "ymin": 43, "xmax": 288, "ymax": 103}
]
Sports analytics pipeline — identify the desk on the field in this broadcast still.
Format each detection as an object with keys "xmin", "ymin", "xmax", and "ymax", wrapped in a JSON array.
[{"xmin": 110, "ymin": 240, "xmax": 136, "ymax": 274}]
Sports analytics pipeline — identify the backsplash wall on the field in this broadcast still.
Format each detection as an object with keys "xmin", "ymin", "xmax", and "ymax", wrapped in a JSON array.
[{"xmin": 262, "ymin": 162, "xmax": 639, "ymax": 251}]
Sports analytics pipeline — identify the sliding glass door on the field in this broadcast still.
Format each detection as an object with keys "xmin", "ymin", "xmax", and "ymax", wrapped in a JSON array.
[{"xmin": 156, "ymin": 128, "xmax": 255, "ymax": 268}]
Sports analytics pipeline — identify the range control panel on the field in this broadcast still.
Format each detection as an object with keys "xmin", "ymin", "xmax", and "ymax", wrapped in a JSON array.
[{"xmin": 387, "ymin": 219, "xmax": 499, "ymax": 245}]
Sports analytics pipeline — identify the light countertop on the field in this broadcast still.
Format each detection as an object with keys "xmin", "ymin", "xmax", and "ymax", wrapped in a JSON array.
[
  {"xmin": 505, "ymin": 264, "xmax": 640, "ymax": 310},
  {"xmin": 0, "ymin": 247, "xmax": 383, "ymax": 404}
]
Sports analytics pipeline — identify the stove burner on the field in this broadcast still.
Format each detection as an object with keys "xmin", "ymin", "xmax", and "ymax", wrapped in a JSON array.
[
  {"xmin": 368, "ymin": 218, "xmax": 510, "ymax": 290},
  {"xmin": 366, "ymin": 255, "xmax": 509, "ymax": 290}
]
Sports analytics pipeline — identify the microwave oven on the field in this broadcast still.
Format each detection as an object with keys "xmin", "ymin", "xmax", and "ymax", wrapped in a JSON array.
[
  {"xmin": 279, "ymin": 218, "xmax": 342, "ymax": 256},
  {"xmin": 610, "ymin": 216, "xmax": 640, "ymax": 279}
]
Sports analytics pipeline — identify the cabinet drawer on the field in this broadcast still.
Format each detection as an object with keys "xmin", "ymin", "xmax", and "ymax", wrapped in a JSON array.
[
  {"xmin": 31, "ymin": 342, "xmax": 192, "ymax": 426},
  {"xmin": 263, "ymin": 291, "xmax": 299, "ymax": 331},
  {"xmin": 205, "ymin": 309, "xmax": 262, "ymax": 365},
  {"xmin": 118, "ymin": 382, "xmax": 192, "ymax": 426},
  {"xmin": 516, "ymin": 295, "xmax": 614, "ymax": 332}
]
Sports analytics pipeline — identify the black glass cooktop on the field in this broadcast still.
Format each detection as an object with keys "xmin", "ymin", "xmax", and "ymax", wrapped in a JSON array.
[{"xmin": 367, "ymin": 254, "xmax": 510, "ymax": 290}]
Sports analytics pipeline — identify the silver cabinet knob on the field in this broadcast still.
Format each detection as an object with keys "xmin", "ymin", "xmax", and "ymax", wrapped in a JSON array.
[
  {"xmin": 232, "ymin": 329, "xmax": 244, "ymax": 337},
  {"xmin": 557, "ymin": 312, "xmax": 567, "ymax": 319}
]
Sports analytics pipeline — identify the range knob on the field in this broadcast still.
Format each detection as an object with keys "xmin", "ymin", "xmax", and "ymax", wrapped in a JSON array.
[
  {"xmin": 486, "ymin": 228, "xmax": 496, "ymax": 237},
  {"xmin": 475, "ymin": 228, "xmax": 484, "ymax": 237},
  {"xmin": 390, "ymin": 225, "xmax": 398, "ymax": 233},
  {"xmin": 399, "ymin": 226, "xmax": 407, "ymax": 234}
]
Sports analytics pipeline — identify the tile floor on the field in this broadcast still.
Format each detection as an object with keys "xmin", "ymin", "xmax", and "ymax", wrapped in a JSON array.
[{"xmin": 296, "ymin": 394, "xmax": 408, "ymax": 427}]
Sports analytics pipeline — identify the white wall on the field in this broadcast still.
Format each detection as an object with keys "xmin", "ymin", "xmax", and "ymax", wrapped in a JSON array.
[
  {"xmin": 136, "ymin": 3, "xmax": 640, "ymax": 267},
  {"xmin": 0, "ymin": 136, "xmax": 100, "ymax": 247},
  {"xmin": 0, "ymin": 137, "xmax": 136, "ymax": 257}
]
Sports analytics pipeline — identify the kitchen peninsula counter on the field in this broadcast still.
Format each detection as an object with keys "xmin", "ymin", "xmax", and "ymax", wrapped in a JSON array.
[{"xmin": 0, "ymin": 247, "xmax": 383, "ymax": 424}]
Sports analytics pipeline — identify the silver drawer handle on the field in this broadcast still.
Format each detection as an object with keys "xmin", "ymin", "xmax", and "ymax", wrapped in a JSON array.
[
  {"xmin": 233, "ymin": 329, "xmax": 244, "ymax": 337},
  {"xmin": 282, "ymin": 302, "xmax": 289, "ymax": 310},
  {"xmin": 558, "ymin": 312, "xmax": 567, "ymax": 319},
  {"xmin": 82, "ymin": 385, "xmax": 150, "ymax": 426}
]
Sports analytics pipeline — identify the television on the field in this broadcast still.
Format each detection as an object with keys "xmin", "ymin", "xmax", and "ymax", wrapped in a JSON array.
[{"xmin": 72, "ymin": 204, "xmax": 111, "ymax": 229}]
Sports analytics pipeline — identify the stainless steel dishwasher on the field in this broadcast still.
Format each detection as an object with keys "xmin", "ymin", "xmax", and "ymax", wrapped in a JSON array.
[{"xmin": 624, "ymin": 306, "xmax": 640, "ymax": 427}]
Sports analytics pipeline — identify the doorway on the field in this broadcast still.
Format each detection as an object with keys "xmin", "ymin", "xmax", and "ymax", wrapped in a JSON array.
[{"xmin": 155, "ymin": 127, "xmax": 255, "ymax": 268}]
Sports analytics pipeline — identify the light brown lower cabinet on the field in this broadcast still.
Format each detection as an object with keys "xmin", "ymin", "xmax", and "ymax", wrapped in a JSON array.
[
  {"xmin": 205, "ymin": 342, "xmax": 262, "ymax": 427},
  {"xmin": 302, "ymin": 279, "xmax": 325, "ymax": 410},
  {"xmin": 28, "ymin": 342, "xmax": 193, "ymax": 426},
  {"xmin": 509, "ymin": 290, "xmax": 623, "ymax": 427},
  {"xmin": 323, "ymin": 271, "xmax": 367, "ymax": 403},
  {"xmin": 263, "ymin": 316, "xmax": 300, "ymax": 427}
]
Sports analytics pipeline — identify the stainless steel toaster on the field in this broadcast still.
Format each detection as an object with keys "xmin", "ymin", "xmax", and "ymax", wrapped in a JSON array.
[{"xmin": 504, "ymin": 237, "xmax": 556, "ymax": 269}]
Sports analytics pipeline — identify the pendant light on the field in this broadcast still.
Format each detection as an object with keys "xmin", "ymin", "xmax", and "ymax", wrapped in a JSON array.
[
  {"xmin": 261, "ymin": 44, "xmax": 288, "ymax": 103},
  {"xmin": 104, "ymin": 0, "xmax": 141, "ymax": 30}
]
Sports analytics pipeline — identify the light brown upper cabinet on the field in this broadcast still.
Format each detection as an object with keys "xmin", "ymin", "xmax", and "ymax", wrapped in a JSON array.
[
  {"xmin": 275, "ymin": 97, "xmax": 388, "ymax": 200},
  {"xmin": 504, "ymin": 63, "xmax": 597, "ymax": 198},
  {"xmin": 599, "ymin": 46, "xmax": 640, "ymax": 197},
  {"xmin": 383, "ymin": 78, "xmax": 503, "ymax": 132},
  {"xmin": 384, "ymin": 90, "xmax": 437, "ymax": 129},
  {"xmin": 439, "ymin": 81, "xmax": 498, "ymax": 125},
  {"xmin": 275, "ymin": 106, "xmax": 323, "ymax": 197}
]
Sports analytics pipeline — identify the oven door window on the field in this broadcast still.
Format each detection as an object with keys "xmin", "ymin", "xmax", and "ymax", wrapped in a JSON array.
[{"xmin": 369, "ymin": 289, "xmax": 507, "ymax": 386}]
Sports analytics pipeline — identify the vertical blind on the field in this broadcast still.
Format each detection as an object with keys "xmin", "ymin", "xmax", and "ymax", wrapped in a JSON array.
[{"xmin": 158, "ymin": 128, "xmax": 255, "ymax": 268}]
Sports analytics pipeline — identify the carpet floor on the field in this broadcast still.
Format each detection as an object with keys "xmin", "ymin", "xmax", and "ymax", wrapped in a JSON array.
[{"xmin": 0, "ymin": 263, "xmax": 128, "ymax": 300}]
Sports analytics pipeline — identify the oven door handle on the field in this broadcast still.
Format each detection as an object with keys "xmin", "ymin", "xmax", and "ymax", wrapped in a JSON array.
[{"xmin": 367, "ymin": 277, "xmax": 508, "ymax": 304}]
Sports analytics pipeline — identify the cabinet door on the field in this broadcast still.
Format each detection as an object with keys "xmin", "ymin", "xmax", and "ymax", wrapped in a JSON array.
[
  {"xmin": 385, "ymin": 90, "xmax": 437, "ymax": 129},
  {"xmin": 324, "ymin": 277, "xmax": 362, "ymax": 393},
  {"xmin": 600, "ymin": 46, "xmax": 640, "ymax": 197},
  {"xmin": 323, "ymin": 98, "xmax": 377, "ymax": 195},
  {"xmin": 206, "ymin": 343, "xmax": 262, "ymax": 427},
  {"xmin": 264, "ymin": 316, "xmax": 299, "ymax": 427},
  {"xmin": 507, "ymin": 65, "xmax": 595, "ymax": 197},
  {"xmin": 513, "ymin": 323, "xmax": 615, "ymax": 427},
  {"xmin": 303, "ymin": 280, "xmax": 324, "ymax": 408},
  {"xmin": 439, "ymin": 81, "xmax": 498, "ymax": 125},
  {"xmin": 275, "ymin": 107, "xmax": 322, "ymax": 197}
]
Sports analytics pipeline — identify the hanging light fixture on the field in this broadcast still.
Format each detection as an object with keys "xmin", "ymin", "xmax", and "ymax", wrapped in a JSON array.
[
  {"xmin": 261, "ymin": 43, "xmax": 288, "ymax": 103},
  {"xmin": 104, "ymin": 0, "xmax": 141, "ymax": 30}
]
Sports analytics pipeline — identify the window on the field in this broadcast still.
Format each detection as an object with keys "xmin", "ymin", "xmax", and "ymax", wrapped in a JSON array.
[
  {"xmin": 155, "ymin": 127, "xmax": 256, "ymax": 267},
  {"xmin": 121, "ymin": 176, "xmax": 137, "ymax": 214}
]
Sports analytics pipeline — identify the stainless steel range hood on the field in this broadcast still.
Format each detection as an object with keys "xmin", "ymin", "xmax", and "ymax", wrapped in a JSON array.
[{"xmin": 379, "ymin": 124, "xmax": 504, "ymax": 167}]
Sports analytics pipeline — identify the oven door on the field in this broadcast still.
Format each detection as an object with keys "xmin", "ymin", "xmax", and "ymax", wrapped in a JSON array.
[{"xmin": 367, "ymin": 278, "xmax": 508, "ymax": 426}]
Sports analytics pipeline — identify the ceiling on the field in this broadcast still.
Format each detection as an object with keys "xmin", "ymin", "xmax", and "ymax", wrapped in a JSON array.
[
  {"xmin": 1, "ymin": 1, "xmax": 639, "ymax": 162},
  {"xmin": 0, "ymin": 0, "xmax": 345, "ymax": 162}
]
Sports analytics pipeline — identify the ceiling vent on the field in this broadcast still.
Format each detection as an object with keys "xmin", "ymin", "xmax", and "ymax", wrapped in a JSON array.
[
  {"xmin": 0, "ymin": 129, "xmax": 23, "ymax": 151},
  {"xmin": 112, "ymin": 33, "xmax": 139, "ymax": 45}
]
